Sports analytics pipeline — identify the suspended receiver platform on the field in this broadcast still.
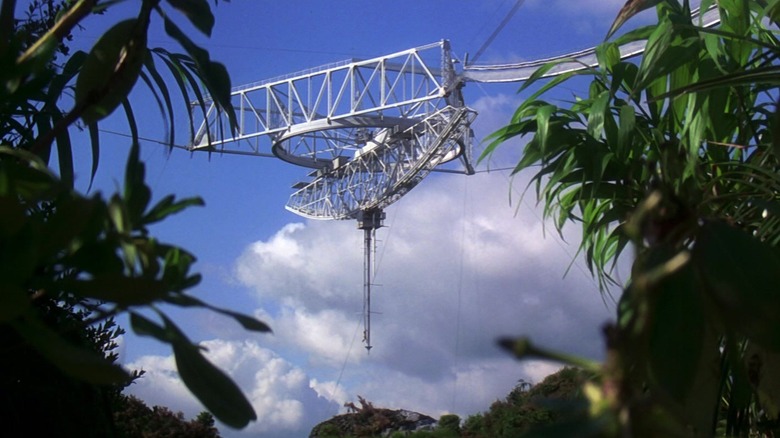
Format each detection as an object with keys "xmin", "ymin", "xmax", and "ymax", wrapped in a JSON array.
[
  {"xmin": 190, "ymin": 41, "xmax": 475, "ymax": 221},
  {"xmin": 187, "ymin": 5, "xmax": 719, "ymax": 221}
]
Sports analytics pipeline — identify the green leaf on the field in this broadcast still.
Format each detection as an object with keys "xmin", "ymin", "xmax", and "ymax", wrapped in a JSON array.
[
  {"xmin": 607, "ymin": 0, "xmax": 664, "ymax": 39},
  {"xmin": 130, "ymin": 312, "xmax": 172, "ymax": 342},
  {"xmin": 75, "ymin": 19, "xmax": 147, "ymax": 124},
  {"xmin": 517, "ymin": 70, "xmax": 579, "ymax": 113},
  {"xmin": 161, "ymin": 17, "xmax": 238, "ymax": 133},
  {"xmin": 645, "ymin": 256, "xmax": 705, "ymax": 403},
  {"xmin": 164, "ymin": 294, "xmax": 272, "ymax": 333},
  {"xmin": 123, "ymin": 141, "xmax": 151, "ymax": 226},
  {"xmin": 518, "ymin": 62, "xmax": 580, "ymax": 95},
  {"xmin": 536, "ymin": 104, "xmax": 556, "ymax": 154},
  {"xmin": 16, "ymin": 29, "xmax": 59, "ymax": 77},
  {"xmin": 59, "ymin": 275, "xmax": 169, "ymax": 306},
  {"xmin": 694, "ymin": 221, "xmax": 780, "ymax": 351},
  {"xmin": 769, "ymin": 0, "xmax": 780, "ymax": 27},
  {"xmin": 142, "ymin": 52, "xmax": 176, "ymax": 148},
  {"xmin": 636, "ymin": 18, "xmax": 700, "ymax": 89},
  {"xmin": 12, "ymin": 314, "xmax": 130, "ymax": 385},
  {"xmin": 587, "ymin": 91, "xmax": 610, "ymax": 139},
  {"xmin": 165, "ymin": 0, "xmax": 215, "ymax": 36},
  {"xmin": 616, "ymin": 104, "xmax": 636, "ymax": 159},
  {"xmin": 121, "ymin": 97, "xmax": 139, "ymax": 146},
  {"xmin": 658, "ymin": 65, "xmax": 780, "ymax": 100},
  {"xmin": 32, "ymin": 110, "xmax": 54, "ymax": 165},
  {"xmin": 51, "ymin": 111, "xmax": 74, "ymax": 188},
  {"xmin": 153, "ymin": 49, "xmax": 197, "ymax": 142},
  {"xmin": 161, "ymin": 314, "xmax": 257, "ymax": 428},
  {"xmin": 142, "ymin": 195, "xmax": 204, "ymax": 226},
  {"xmin": 139, "ymin": 70, "xmax": 171, "ymax": 144},
  {"xmin": 596, "ymin": 41, "xmax": 620, "ymax": 71},
  {"xmin": 87, "ymin": 122, "xmax": 100, "ymax": 191}
]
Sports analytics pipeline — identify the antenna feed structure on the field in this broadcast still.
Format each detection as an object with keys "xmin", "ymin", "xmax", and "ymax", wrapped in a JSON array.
[
  {"xmin": 189, "ymin": 40, "xmax": 478, "ymax": 352},
  {"xmin": 358, "ymin": 208, "xmax": 385, "ymax": 351},
  {"xmin": 357, "ymin": 209, "xmax": 386, "ymax": 231},
  {"xmin": 190, "ymin": 40, "xmax": 476, "ymax": 221}
]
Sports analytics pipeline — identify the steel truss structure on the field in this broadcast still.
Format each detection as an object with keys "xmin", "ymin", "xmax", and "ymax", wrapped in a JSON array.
[
  {"xmin": 191, "ymin": 40, "xmax": 472, "ymax": 220},
  {"xmin": 461, "ymin": 5, "xmax": 720, "ymax": 83},
  {"xmin": 189, "ymin": 6, "xmax": 719, "ymax": 222},
  {"xmin": 287, "ymin": 106, "xmax": 475, "ymax": 219},
  {"xmin": 186, "ymin": 6, "xmax": 722, "ymax": 350}
]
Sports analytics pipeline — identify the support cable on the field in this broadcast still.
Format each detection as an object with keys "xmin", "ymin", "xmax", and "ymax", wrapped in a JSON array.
[
  {"xmin": 330, "ymin": 317, "xmax": 363, "ymax": 414},
  {"xmin": 450, "ymin": 173, "xmax": 469, "ymax": 413},
  {"xmin": 469, "ymin": 0, "xmax": 528, "ymax": 65}
]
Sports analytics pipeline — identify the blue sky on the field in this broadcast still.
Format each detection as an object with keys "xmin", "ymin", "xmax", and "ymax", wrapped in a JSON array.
[{"xmin": 58, "ymin": 0, "xmax": 651, "ymax": 436}]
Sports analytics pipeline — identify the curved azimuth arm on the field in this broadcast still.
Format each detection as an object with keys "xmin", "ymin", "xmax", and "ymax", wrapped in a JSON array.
[
  {"xmin": 460, "ymin": 5, "xmax": 720, "ymax": 83},
  {"xmin": 285, "ymin": 107, "xmax": 476, "ymax": 220}
]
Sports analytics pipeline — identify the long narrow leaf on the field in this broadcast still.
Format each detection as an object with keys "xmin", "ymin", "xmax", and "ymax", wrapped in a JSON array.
[
  {"xmin": 159, "ymin": 313, "xmax": 257, "ymax": 429},
  {"xmin": 143, "ymin": 51, "xmax": 176, "ymax": 149},
  {"xmin": 164, "ymin": 293, "xmax": 272, "ymax": 333},
  {"xmin": 153, "ymin": 49, "xmax": 196, "ymax": 143},
  {"xmin": 51, "ymin": 111, "xmax": 74, "ymax": 187},
  {"xmin": 87, "ymin": 122, "xmax": 100, "ymax": 191}
]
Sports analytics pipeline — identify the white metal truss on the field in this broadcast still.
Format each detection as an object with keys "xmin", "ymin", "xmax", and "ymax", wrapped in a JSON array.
[
  {"xmin": 192, "ymin": 41, "xmax": 463, "ymax": 164},
  {"xmin": 190, "ymin": 40, "xmax": 474, "ymax": 221},
  {"xmin": 286, "ymin": 106, "xmax": 476, "ymax": 220},
  {"xmin": 461, "ymin": 5, "xmax": 720, "ymax": 83},
  {"xmin": 186, "ymin": 6, "xmax": 723, "ymax": 351},
  {"xmin": 187, "ymin": 5, "xmax": 721, "ymax": 224}
]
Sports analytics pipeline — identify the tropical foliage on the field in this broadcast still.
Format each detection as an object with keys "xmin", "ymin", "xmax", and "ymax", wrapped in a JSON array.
[
  {"xmin": 484, "ymin": 0, "xmax": 780, "ymax": 435},
  {"xmin": 113, "ymin": 395, "xmax": 222, "ymax": 437},
  {"xmin": 310, "ymin": 368, "xmax": 589, "ymax": 438},
  {"xmin": 1, "ymin": 0, "xmax": 268, "ymax": 429},
  {"xmin": 1, "ymin": 291, "xmax": 133, "ymax": 436},
  {"xmin": 459, "ymin": 368, "xmax": 590, "ymax": 438}
]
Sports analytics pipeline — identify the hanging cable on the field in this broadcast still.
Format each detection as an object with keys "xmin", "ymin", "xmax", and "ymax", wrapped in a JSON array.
[
  {"xmin": 329, "ymin": 317, "xmax": 363, "ymax": 415},
  {"xmin": 450, "ymin": 172, "xmax": 470, "ymax": 413},
  {"xmin": 469, "ymin": 0, "xmax": 528, "ymax": 65}
]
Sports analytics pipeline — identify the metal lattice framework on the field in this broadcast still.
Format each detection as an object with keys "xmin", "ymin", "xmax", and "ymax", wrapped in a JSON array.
[
  {"xmin": 191, "ymin": 40, "xmax": 472, "ymax": 220},
  {"xmin": 287, "ymin": 106, "xmax": 475, "ymax": 219},
  {"xmin": 187, "ymin": 5, "xmax": 722, "ymax": 350},
  {"xmin": 461, "ymin": 5, "xmax": 720, "ymax": 83}
]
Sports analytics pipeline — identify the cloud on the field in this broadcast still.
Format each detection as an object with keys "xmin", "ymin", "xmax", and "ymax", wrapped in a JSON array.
[
  {"xmin": 126, "ymin": 65, "xmax": 620, "ymax": 438},
  {"xmin": 230, "ymin": 165, "xmax": 615, "ymax": 421},
  {"xmin": 126, "ymin": 339, "xmax": 339, "ymax": 438},
  {"xmin": 126, "ymin": 148, "xmax": 616, "ymax": 438}
]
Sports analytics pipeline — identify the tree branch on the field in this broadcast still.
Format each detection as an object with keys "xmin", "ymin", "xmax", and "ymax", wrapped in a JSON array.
[{"xmin": 17, "ymin": 0, "xmax": 98, "ymax": 65}]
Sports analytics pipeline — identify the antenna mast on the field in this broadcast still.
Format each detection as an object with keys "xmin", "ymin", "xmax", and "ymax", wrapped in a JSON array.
[{"xmin": 357, "ymin": 209, "xmax": 385, "ymax": 351}]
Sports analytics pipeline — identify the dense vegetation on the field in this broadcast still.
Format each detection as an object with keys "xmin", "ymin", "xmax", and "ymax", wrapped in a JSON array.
[
  {"xmin": 486, "ymin": 0, "xmax": 780, "ymax": 436},
  {"xmin": 0, "ymin": 0, "xmax": 266, "ymax": 431},
  {"xmin": 113, "ymin": 395, "xmax": 221, "ymax": 437},
  {"xmin": 458, "ymin": 368, "xmax": 590, "ymax": 438},
  {"xmin": 6, "ymin": 0, "xmax": 780, "ymax": 436},
  {"xmin": 310, "ymin": 368, "xmax": 590, "ymax": 438}
]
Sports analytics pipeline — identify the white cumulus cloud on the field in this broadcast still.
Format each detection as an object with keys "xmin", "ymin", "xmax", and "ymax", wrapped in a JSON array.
[
  {"xmin": 229, "ymin": 166, "xmax": 615, "ymax": 427},
  {"xmin": 126, "ymin": 339, "xmax": 339, "ymax": 438}
]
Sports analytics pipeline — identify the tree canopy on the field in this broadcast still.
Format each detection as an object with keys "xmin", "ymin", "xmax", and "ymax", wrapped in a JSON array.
[
  {"xmin": 486, "ymin": 0, "xmax": 780, "ymax": 435},
  {"xmin": 1, "ymin": 0, "xmax": 269, "ymax": 429}
]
